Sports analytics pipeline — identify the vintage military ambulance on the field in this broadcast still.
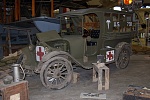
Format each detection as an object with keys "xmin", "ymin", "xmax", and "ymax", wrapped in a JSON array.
[{"xmin": 20, "ymin": 8, "xmax": 137, "ymax": 89}]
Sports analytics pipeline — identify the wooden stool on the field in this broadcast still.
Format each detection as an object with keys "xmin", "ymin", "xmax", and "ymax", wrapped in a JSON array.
[{"xmin": 92, "ymin": 63, "xmax": 109, "ymax": 90}]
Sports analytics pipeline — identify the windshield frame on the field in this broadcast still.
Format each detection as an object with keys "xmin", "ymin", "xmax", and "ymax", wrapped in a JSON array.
[{"xmin": 59, "ymin": 15, "xmax": 84, "ymax": 36}]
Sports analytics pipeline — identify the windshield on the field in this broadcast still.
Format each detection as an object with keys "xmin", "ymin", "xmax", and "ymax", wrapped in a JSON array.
[{"xmin": 60, "ymin": 16, "xmax": 83, "ymax": 35}]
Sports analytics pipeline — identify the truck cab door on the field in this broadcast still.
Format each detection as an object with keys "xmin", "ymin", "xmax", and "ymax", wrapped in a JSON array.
[{"xmin": 84, "ymin": 14, "xmax": 100, "ymax": 56}]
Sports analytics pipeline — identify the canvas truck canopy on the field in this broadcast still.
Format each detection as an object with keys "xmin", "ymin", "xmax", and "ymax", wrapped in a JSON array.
[{"xmin": 57, "ymin": 8, "xmax": 133, "ymax": 17}]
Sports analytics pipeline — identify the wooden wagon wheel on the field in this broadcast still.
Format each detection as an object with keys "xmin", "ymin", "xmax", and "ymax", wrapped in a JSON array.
[{"xmin": 40, "ymin": 56, "xmax": 73, "ymax": 89}]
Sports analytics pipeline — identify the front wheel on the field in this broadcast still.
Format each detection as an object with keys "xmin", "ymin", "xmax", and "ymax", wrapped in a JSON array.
[
  {"xmin": 115, "ymin": 46, "xmax": 130, "ymax": 69},
  {"xmin": 40, "ymin": 56, "xmax": 73, "ymax": 89}
]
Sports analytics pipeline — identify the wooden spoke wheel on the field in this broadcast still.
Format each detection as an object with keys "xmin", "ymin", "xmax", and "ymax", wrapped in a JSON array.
[
  {"xmin": 40, "ymin": 57, "xmax": 73, "ymax": 89},
  {"xmin": 115, "ymin": 46, "xmax": 130, "ymax": 69}
]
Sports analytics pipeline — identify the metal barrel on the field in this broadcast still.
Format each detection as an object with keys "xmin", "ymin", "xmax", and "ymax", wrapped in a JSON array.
[{"xmin": 12, "ymin": 64, "xmax": 20, "ymax": 82}]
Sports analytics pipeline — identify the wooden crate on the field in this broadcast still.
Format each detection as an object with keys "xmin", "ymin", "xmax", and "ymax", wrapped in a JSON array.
[
  {"xmin": 123, "ymin": 85, "xmax": 150, "ymax": 100},
  {"xmin": 0, "ymin": 81, "xmax": 29, "ymax": 100}
]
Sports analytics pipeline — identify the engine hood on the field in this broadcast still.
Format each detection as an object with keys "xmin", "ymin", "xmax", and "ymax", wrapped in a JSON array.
[
  {"xmin": 63, "ymin": 35, "xmax": 85, "ymax": 59},
  {"xmin": 36, "ymin": 30, "xmax": 61, "ymax": 42}
]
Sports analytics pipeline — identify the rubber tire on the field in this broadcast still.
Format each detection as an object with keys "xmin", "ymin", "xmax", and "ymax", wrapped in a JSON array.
[{"xmin": 115, "ymin": 45, "xmax": 130, "ymax": 69}]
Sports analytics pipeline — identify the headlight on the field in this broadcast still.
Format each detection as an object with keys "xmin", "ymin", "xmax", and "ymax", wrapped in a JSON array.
[{"xmin": 44, "ymin": 47, "xmax": 49, "ymax": 54}]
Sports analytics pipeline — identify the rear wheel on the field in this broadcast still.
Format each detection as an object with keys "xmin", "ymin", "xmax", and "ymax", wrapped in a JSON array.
[
  {"xmin": 40, "ymin": 56, "xmax": 73, "ymax": 89},
  {"xmin": 115, "ymin": 46, "xmax": 130, "ymax": 69}
]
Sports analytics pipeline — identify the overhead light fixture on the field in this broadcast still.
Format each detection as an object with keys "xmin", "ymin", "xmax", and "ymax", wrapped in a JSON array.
[
  {"xmin": 119, "ymin": 0, "xmax": 142, "ymax": 11},
  {"xmin": 123, "ymin": 0, "xmax": 133, "ymax": 5},
  {"xmin": 113, "ymin": 6, "xmax": 121, "ymax": 11}
]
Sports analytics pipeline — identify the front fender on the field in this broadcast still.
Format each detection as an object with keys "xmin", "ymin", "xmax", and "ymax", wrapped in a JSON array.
[
  {"xmin": 35, "ymin": 51, "xmax": 82, "ymax": 73},
  {"xmin": 41, "ymin": 51, "xmax": 70, "ymax": 62},
  {"xmin": 35, "ymin": 50, "xmax": 93, "ymax": 73}
]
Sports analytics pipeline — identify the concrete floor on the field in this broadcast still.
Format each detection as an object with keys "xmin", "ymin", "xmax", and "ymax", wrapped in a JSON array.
[{"xmin": 26, "ymin": 54, "xmax": 150, "ymax": 100}]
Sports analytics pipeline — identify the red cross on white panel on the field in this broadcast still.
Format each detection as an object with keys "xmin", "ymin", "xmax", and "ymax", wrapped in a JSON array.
[
  {"xmin": 106, "ymin": 50, "xmax": 114, "ymax": 62},
  {"xmin": 36, "ymin": 46, "xmax": 45, "ymax": 61}
]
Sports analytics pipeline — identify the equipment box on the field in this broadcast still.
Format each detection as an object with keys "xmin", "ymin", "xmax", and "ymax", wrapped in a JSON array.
[
  {"xmin": 0, "ymin": 81, "xmax": 29, "ymax": 100},
  {"xmin": 123, "ymin": 85, "xmax": 150, "ymax": 100}
]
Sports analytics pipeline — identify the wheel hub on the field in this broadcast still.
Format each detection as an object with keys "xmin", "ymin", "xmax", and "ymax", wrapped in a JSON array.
[{"xmin": 53, "ymin": 69, "xmax": 61, "ymax": 78}]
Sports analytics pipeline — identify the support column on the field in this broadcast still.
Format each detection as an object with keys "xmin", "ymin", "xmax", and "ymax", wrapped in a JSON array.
[
  {"xmin": 3, "ymin": 0, "xmax": 6, "ymax": 23},
  {"xmin": 51, "ymin": 0, "xmax": 54, "ymax": 17},
  {"xmin": 18, "ymin": 0, "xmax": 20, "ymax": 20},
  {"xmin": 15, "ymin": 0, "xmax": 20, "ymax": 21},
  {"xmin": 15, "ymin": 0, "xmax": 18, "ymax": 21},
  {"xmin": 32, "ymin": 0, "xmax": 35, "ymax": 17},
  {"xmin": 0, "ymin": 4, "xmax": 2, "ymax": 23}
]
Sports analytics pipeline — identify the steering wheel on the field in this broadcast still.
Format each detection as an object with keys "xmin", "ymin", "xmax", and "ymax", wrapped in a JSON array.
[{"xmin": 77, "ymin": 27, "xmax": 90, "ymax": 37}]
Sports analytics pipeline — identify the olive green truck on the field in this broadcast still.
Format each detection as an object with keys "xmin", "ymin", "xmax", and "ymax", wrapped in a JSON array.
[{"xmin": 20, "ymin": 8, "xmax": 137, "ymax": 89}]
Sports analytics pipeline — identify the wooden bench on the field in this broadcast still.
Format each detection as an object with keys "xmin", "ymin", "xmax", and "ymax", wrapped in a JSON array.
[{"xmin": 92, "ymin": 63, "xmax": 109, "ymax": 90}]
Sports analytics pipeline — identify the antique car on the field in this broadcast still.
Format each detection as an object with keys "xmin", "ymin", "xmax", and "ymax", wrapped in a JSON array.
[{"xmin": 20, "ymin": 8, "xmax": 137, "ymax": 89}]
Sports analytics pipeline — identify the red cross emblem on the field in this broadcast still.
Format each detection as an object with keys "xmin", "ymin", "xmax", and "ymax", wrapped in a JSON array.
[
  {"xmin": 36, "ymin": 46, "xmax": 45, "ymax": 61},
  {"xmin": 107, "ymin": 51, "xmax": 113, "ymax": 60},
  {"xmin": 106, "ymin": 50, "xmax": 114, "ymax": 62}
]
